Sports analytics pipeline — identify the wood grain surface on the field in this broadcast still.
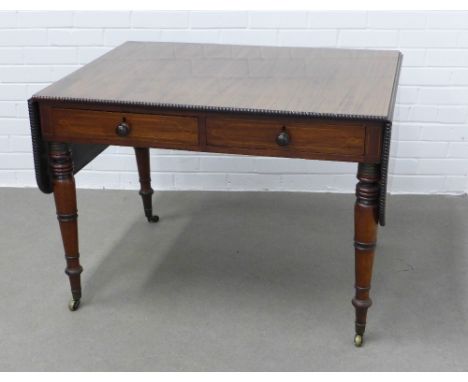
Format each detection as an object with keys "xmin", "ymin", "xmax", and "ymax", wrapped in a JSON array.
[
  {"xmin": 206, "ymin": 116, "xmax": 365, "ymax": 156},
  {"xmin": 34, "ymin": 41, "xmax": 402, "ymax": 119},
  {"xmin": 47, "ymin": 107, "xmax": 199, "ymax": 149},
  {"xmin": 39, "ymin": 103, "xmax": 382, "ymax": 163}
]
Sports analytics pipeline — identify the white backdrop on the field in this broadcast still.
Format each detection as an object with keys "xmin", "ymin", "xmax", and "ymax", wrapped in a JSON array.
[{"xmin": 1, "ymin": 11, "xmax": 468, "ymax": 194}]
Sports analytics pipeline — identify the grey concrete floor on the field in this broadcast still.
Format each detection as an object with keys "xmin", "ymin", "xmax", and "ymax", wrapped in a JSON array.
[{"xmin": 0, "ymin": 188, "xmax": 467, "ymax": 371}]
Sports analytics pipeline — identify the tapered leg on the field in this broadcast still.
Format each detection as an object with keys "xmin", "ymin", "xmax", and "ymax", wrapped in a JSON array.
[
  {"xmin": 352, "ymin": 163, "xmax": 380, "ymax": 347},
  {"xmin": 134, "ymin": 147, "xmax": 159, "ymax": 223},
  {"xmin": 49, "ymin": 142, "xmax": 82, "ymax": 311}
]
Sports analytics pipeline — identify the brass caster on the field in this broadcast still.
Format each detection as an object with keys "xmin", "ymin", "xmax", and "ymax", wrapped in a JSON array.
[
  {"xmin": 68, "ymin": 298, "xmax": 81, "ymax": 311},
  {"xmin": 354, "ymin": 334, "xmax": 363, "ymax": 347},
  {"xmin": 147, "ymin": 215, "xmax": 159, "ymax": 223}
]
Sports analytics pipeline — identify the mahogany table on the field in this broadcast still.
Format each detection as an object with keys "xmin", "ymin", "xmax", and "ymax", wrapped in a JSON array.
[{"xmin": 28, "ymin": 41, "xmax": 402, "ymax": 347}]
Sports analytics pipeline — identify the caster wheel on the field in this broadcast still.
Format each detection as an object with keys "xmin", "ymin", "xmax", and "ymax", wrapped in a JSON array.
[
  {"xmin": 147, "ymin": 215, "xmax": 159, "ymax": 223},
  {"xmin": 354, "ymin": 334, "xmax": 363, "ymax": 347},
  {"xmin": 68, "ymin": 299, "xmax": 81, "ymax": 311}
]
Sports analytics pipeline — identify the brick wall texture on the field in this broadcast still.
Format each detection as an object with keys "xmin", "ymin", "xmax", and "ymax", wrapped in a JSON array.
[{"xmin": 1, "ymin": 11, "xmax": 467, "ymax": 194}]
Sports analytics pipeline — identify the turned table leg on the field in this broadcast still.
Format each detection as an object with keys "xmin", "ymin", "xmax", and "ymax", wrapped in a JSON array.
[
  {"xmin": 134, "ymin": 147, "xmax": 159, "ymax": 223},
  {"xmin": 352, "ymin": 163, "xmax": 380, "ymax": 347},
  {"xmin": 49, "ymin": 142, "xmax": 82, "ymax": 311}
]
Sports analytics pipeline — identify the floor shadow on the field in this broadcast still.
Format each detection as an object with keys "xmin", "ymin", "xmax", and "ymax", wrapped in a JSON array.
[
  {"xmin": 83, "ymin": 192, "xmax": 355, "ymax": 309},
  {"xmin": 78, "ymin": 191, "xmax": 468, "ymax": 370},
  {"xmin": 372, "ymin": 195, "xmax": 468, "ymax": 347}
]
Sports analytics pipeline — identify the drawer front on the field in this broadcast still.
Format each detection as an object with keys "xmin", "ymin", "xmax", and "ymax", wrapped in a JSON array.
[
  {"xmin": 48, "ymin": 108, "xmax": 199, "ymax": 147},
  {"xmin": 206, "ymin": 116, "xmax": 366, "ymax": 158}
]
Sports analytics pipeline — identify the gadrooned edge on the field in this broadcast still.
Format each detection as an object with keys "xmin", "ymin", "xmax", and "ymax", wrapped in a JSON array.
[
  {"xmin": 378, "ymin": 51, "xmax": 403, "ymax": 226},
  {"xmin": 28, "ymin": 98, "xmax": 52, "ymax": 194},
  {"xmin": 31, "ymin": 95, "xmax": 390, "ymax": 122},
  {"xmin": 378, "ymin": 122, "xmax": 392, "ymax": 227}
]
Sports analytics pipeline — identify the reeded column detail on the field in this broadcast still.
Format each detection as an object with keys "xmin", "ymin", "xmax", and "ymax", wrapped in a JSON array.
[
  {"xmin": 352, "ymin": 162, "xmax": 380, "ymax": 346},
  {"xmin": 134, "ymin": 147, "xmax": 159, "ymax": 223},
  {"xmin": 49, "ymin": 142, "xmax": 82, "ymax": 311}
]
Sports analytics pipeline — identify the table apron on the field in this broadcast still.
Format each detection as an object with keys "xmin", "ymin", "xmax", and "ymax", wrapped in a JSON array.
[{"xmin": 40, "ymin": 106, "xmax": 383, "ymax": 164}]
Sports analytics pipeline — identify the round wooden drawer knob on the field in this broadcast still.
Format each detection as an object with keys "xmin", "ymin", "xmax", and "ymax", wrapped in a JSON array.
[
  {"xmin": 276, "ymin": 129, "xmax": 290, "ymax": 146},
  {"xmin": 116, "ymin": 121, "xmax": 131, "ymax": 137}
]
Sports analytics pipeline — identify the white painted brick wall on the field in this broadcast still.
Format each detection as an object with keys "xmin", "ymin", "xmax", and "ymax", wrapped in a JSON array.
[{"xmin": 1, "ymin": 11, "xmax": 468, "ymax": 194}]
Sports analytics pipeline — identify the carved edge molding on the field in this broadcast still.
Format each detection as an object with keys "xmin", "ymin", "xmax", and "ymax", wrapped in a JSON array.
[
  {"xmin": 30, "ymin": 95, "xmax": 393, "ymax": 121},
  {"xmin": 378, "ymin": 122, "xmax": 392, "ymax": 226},
  {"xmin": 379, "ymin": 51, "xmax": 403, "ymax": 226},
  {"xmin": 28, "ymin": 98, "xmax": 52, "ymax": 194}
]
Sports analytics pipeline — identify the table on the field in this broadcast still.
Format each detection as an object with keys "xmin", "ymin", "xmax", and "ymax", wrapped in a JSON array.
[{"xmin": 28, "ymin": 41, "xmax": 402, "ymax": 347}]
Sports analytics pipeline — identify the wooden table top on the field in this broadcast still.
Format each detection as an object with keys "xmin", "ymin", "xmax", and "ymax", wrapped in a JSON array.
[{"xmin": 34, "ymin": 41, "xmax": 402, "ymax": 120}]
